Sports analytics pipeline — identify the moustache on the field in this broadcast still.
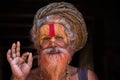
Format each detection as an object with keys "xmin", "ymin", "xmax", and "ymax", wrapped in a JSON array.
[
  {"xmin": 33, "ymin": 47, "xmax": 68, "ymax": 59},
  {"xmin": 42, "ymin": 47, "xmax": 68, "ymax": 54}
]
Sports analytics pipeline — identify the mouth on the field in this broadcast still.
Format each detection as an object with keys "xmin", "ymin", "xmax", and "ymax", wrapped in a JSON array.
[{"xmin": 49, "ymin": 51, "xmax": 61, "ymax": 54}]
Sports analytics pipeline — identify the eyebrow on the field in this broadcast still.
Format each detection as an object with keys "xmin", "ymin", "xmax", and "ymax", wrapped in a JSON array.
[{"xmin": 39, "ymin": 34, "xmax": 49, "ymax": 39}]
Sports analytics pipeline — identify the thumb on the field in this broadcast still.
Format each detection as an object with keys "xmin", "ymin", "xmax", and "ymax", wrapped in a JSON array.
[{"xmin": 27, "ymin": 53, "xmax": 33, "ymax": 68}]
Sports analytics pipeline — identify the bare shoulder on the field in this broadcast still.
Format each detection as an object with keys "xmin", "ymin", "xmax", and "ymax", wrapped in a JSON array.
[
  {"xmin": 88, "ymin": 69, "xmax": 98, "ymax": 80},
  {"xmin": 68, "ymin": 66, "xmax": 79, "ymax": 80}
]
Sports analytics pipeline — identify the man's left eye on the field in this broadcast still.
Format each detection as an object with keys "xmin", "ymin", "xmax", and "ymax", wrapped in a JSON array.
[{"xmin": 55, "ymin": 36, "xmax": 63, "ymax": 40}]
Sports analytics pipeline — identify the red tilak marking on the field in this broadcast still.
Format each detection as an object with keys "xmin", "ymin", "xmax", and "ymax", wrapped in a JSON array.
[{"xmin": 49, "ymin": 22, "xmax": 55, "ymax": 37}]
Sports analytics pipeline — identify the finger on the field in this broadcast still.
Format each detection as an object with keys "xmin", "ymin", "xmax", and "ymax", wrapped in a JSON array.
[
  {"xmin": 28, "ymin": 53, "xmax": 33, "ymax": 68},
  {"xmin": 16, "ymin": 41, "xmax": 20, "ymax": 57},
  {"xmin": 21, "ymin": 52, "xmax": 29, "ymax": 61},
  {"xmin": 11, "ymin": 43, "xmax": 16, "ymax": 58},
  {"xmin": 7, "ymin": 49, "xmax": 13, "ymax": 63}
]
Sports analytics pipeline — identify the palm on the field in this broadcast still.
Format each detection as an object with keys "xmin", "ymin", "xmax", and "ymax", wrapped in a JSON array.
[
  {"xmin": 10, "ymin": 57, "xmax": 30, "ymax": 78},
  {"xmin": 7, "ymin": 41, "xmax": 33, "ymax": 80}
]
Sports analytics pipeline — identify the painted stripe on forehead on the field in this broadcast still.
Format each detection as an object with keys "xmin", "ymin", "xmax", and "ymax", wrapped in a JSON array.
[{"xmin": 49, "ymin": 22, "xmax": 55, "ymax": 37}]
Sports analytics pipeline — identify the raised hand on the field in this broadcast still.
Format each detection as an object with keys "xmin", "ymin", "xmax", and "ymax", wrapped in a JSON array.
[{"xmin": 7, "ymin": 41, "xmax": 33, "ymax": 80}]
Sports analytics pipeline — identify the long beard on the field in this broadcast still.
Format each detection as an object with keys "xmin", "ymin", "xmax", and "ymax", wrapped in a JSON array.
[{"xmin": 38, "ymin": 47, "xmax": 71, "ymax": 80}]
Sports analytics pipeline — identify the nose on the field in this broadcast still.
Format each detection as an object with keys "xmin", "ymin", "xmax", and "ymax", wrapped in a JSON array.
[{"xmin": 50, "ymin": 37, "xmax": 56, "ymax": 47}]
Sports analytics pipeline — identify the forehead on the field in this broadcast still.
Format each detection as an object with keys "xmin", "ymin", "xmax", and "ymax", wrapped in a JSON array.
[{"xmin": 39, "ymin": 23, "xmax": 66, "ymax": 36}]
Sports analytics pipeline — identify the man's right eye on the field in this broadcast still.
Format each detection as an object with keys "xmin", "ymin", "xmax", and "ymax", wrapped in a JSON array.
[{"xmin": 43, "ymin": 37, "xmax": 50, "ymax": 41}]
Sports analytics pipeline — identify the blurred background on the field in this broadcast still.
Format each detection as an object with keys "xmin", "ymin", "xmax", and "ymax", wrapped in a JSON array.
[{"xmin": 0, "ymin": 0, "xmax": 119, "ymax": 80}]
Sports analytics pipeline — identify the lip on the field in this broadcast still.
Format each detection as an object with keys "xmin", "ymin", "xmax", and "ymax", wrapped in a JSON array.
[{"xmin": 49, "ymin": 51, "xmax": 61, "ymax": 54}]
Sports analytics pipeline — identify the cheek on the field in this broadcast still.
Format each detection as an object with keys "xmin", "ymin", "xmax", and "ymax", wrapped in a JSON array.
[
  {"xmin": 40, "ymin": 40, "xmax": 50, "ymax": 49},
  {"xmin": 40, "ymin": 43, "xmax": 48, "ymax": 49},
  {"xmin": 57, "ymin": 41, "xmax": 70, "ymax": 50}
]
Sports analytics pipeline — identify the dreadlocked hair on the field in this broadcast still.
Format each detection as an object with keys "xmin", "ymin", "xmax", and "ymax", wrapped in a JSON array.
[{"xmin": 31, "ymin": 2, "xmax": 88, "ymax": 53}]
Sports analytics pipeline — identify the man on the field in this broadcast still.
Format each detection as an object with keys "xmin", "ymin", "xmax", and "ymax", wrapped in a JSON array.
[{"xmin": 7, "ymin": 2, "xmax": 98, "ymax": 80}]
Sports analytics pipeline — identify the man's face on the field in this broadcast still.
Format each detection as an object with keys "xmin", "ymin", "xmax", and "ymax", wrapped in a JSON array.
[
  {"xmin": 38, "ymin": 23, "xmax": 71, "ymax": 72},
  {"xmin": 39, "ymin": 23, "xmax": 70, "ymax": 52}
]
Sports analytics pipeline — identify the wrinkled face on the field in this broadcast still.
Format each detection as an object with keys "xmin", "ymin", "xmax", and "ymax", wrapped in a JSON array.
[
  {"xmin": 38, "ymin": 23, "xmax": 72, "ymax": 71},
  {"xmin": 39, "ymin": 23, "xmax": 70, "ymax": 52}
]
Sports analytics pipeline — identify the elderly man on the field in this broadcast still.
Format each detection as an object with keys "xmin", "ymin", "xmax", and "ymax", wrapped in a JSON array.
[{"xmin": 7, "ymin": 2, "xmax": 98, "ymax": 80}]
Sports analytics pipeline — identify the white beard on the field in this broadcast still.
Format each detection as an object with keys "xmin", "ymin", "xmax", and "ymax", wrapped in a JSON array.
[{"xmin": 38, "ymin": 50, "xmax": 71, "ymax": 80}]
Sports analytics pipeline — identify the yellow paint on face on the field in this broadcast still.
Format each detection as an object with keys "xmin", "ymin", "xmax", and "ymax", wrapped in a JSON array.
[{"xmin": 39, "ymin": 23, "xmax": 68, "ymax": 43}]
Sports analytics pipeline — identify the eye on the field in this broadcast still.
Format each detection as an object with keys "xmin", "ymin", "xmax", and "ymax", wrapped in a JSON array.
[
  {"xmin": 55, "ymin": 36, "xmax": 63, "ymax": 40},
  {"xmin": 43, "ymin": 37, "xmax": 50, "ymax": 41}
]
